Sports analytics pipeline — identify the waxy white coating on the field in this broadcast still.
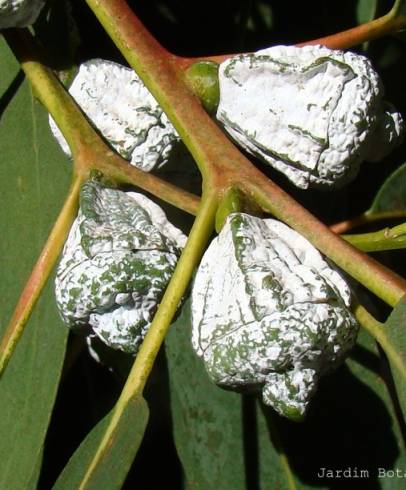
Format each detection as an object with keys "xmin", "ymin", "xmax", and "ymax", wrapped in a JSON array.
[
  {"xmin": 192, "ymin": 213, "xmax": 358, "ymax": 419},
  {"xmin": 0, "ymin": 0, "xmax": 44, "ymax": 27},
  {"xmin": 55, "ymin": 181, "xmax": 186, "ymax": 354},
  {"xmin": 217, "ymin": 45, "xmax": 404, "ymax": 189},
  {"xmin": 50, "ymin": 59, "xmax": 182, "ymax": 172}
]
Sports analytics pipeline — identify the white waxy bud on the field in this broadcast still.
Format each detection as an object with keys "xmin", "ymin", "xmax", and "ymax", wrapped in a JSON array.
[
  {"xmin": 217, "ymin": 45, "xmax": 404, "ymax": 189},
  {"xmin": 50, "ymin": 59, "xmax": 182, "ymax": 172},
  {"xmin": 0, "ymin": 0, "xmax": 45, "ymax": 28},
  {"xmin": 55, "ymin": 180, "xmax": 186, "ymax": 354},
  {"xmin": 364, "ymin": 102, "xmax": 404, "ymax": 162},
  {"xmin": 191, "ymin": 213, "xmax": 359, "ymax": 420}
]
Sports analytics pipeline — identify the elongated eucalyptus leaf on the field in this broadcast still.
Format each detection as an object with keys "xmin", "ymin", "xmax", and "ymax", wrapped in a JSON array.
[
  {"xmin": 369, "ymin": 163, "xmax": 406, "ymax": 213},
  {"xmin": 165, "ymin": 300, "xmax": 297, "ymax": 490},
  {"xmin": 383, "ymin": 296, "xmax": 406, "ymax": 418},
  {"xmin": 356, "ymin": 0, "xmax": 378, "ymax": 51},
  {"xmin": 0, "ymin": 41, "xmax": 21, "ymax": 94},
  {"xmin": 356, "ymin": 0, "xmax": 378, "ymax": 25},
  {"xmin": 54, "ymin": 394, "xmax": 149, "ymax": 489},
  {"xmin": 346, "ymin": 329, "xmax": 406, "ymax": 489},
  {"xmin": 0, "ymin": 39, "xmax": 72, "ymax": 488}
]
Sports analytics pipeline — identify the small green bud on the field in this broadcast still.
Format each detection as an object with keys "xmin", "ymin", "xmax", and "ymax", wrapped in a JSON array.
[
  {"xmin": 215, "ymin": 187, "xmax": 264, "ymax": 233},
  {"xmin": 185, "ymin": 61, "xmax": 220, "ymax": 115},
  {"xmin": 215, "ymin": 187, "xmax": 244, "ymax": 233}
]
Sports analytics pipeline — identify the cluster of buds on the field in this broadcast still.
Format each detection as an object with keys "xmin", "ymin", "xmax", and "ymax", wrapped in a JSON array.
[
  {"xmin": 49, "ymin": 47, "xmax": 403, "ymax": 189},
  {"xmin": 48, "ymin": 43, "xmax": 402, "ymax": 419}
]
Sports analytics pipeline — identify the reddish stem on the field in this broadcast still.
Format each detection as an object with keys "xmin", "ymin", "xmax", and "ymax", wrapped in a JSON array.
[
  {"xmin": 175, "ymin": 10, "xmax": 406, "ymax": 68},
  {"xmin": 296, "ymin": 12, "xmax": 405, "ymax": 50},
  {"xmin": 87, "ymin": 0, "xmax": 406, "ymax": 307},
  {"xmin": 331, "ymin": 211, "xmax": 406, "ymax": 234},
  {"xmin": 248, "ymin": 178, "xmax": 406, "ymax": 306},
  {"xmin": 0, "ymin": 177, "xmax": 81, "ymax": 375}
]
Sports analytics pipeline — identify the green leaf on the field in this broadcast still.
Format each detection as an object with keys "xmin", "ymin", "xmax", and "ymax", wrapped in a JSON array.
[
  {"xmin": 0, "ymin": 39, "xmax": 72, "ymax": 488},
  {"xmin": 356, "ymin": 0, "xmax": 378, "ymax": 25},
  {"xmin": 356, "ymin": 0, "xmax": 378, "ymax": 50},
  {"xmin": 54, "ymin": 395, "xmax": 149, "ymax": 489},
  {"xmin": 369, "ymin": 163, "xmax": 406, "ymax": 213},
  {"xmin": 383, "ymin": 296, "xmax": 406, "ymax": 418},
  {"xmin": 343, "ymin": 329, "xmax": 406, "ymax": 488},
  {"xmin": 0, "ymin": 40, "xmax": 21, "ymax": 94},
  {"xmin": 165, "ymin": 300, "xmax": 296, "ymax": 490},
  {"xmin": 256, "ymin": 2, "xmax": 273, "ymax": 31}
]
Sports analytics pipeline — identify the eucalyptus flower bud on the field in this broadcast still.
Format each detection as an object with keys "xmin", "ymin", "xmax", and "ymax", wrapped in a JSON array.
[
  {"xmin": 217, "ymin": 45, "xmax": 404, "ymax": 189},
  {"xmin": 0, "ymin": 0, "xmax": 45, "ymax": 28},
  {"xmin": 192, "ymin": 213, "xmax": 359, "ymax": 420},
  {"xmin": 55, "ymin": 180, "xmax": 186, "ymax": 354},
  {"xmin": 50, "ymin": 59, "xmax": 183, "ymax": 172}
]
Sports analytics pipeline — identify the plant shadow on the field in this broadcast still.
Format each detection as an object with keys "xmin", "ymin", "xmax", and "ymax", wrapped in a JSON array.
[
  {"xmin": 125, "ymin": 348, "xmax": 185, "ymax": 489},
  {"xmin": 0, "ymin": 70, "xmax": 24, "ymax": 120},
  {"xmin": 260, "ymin": 362, "xmax": 401, "ymax": 489}
]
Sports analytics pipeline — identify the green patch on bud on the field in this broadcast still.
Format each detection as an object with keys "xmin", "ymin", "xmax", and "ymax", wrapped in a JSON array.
[{"xmin": 215, "ymin": 187, "xmax": 244, "ymax": 233}]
